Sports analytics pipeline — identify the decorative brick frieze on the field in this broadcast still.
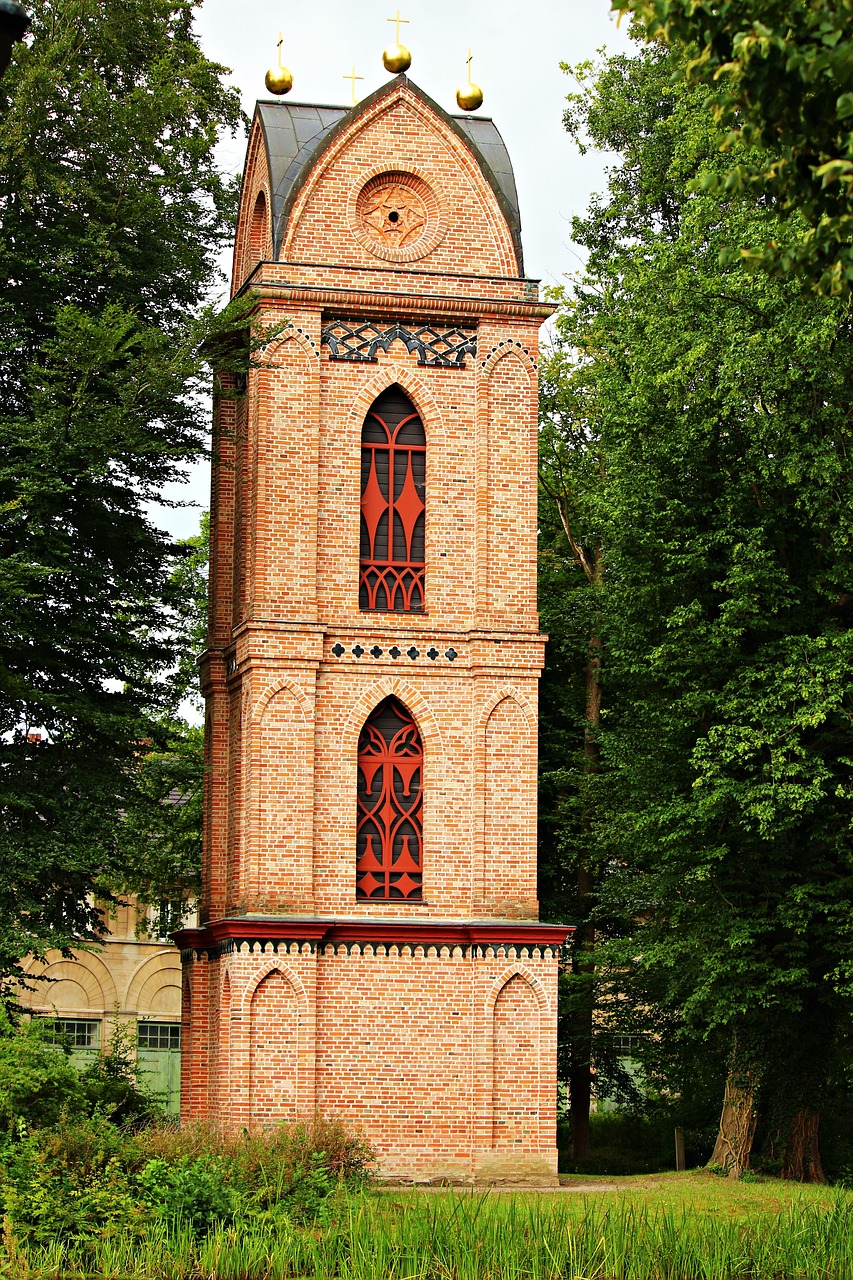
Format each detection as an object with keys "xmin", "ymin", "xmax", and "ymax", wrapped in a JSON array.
[{"xmin": 321, "ymin": 317, "xmax": 477, "ymax": 367}]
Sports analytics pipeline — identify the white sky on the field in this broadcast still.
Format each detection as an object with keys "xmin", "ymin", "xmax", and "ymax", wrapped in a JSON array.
[{"xmin": 153, "ymin": 0, "xmax": 632, "ymax": 540}]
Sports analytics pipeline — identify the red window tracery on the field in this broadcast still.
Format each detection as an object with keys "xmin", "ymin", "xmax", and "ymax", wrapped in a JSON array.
[
  {"xmin": 356, "ymin": 697, "xmax": 423, "ymax": 900},
  {"xmin": 359, "ymin": 386, "xmax": 425, "ymax": 612}
]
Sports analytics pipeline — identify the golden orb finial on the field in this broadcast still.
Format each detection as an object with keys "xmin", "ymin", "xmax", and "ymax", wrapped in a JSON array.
[
  {"xmin": 383, "ymin": 9, "xmax": 411, "ymax": 74},
  {"xmin": 455, "ymin": 48, "xmax": 483, "ymax": 112},
  {"xmin": 265, "ymin": 33, "xmax": 293, "ymax": 96},
  {"xmin": 383, "ymin": 43, "xmax": 411, "ymax": 74}
]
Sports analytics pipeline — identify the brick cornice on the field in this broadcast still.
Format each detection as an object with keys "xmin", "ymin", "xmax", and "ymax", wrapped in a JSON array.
[
  {"xmin": 175, "ymin": 916, "xmax": 572, "ymax": 958},
  {"xmin": 251, "ymin": 283, "xmax": 554, "ymax": 323}
]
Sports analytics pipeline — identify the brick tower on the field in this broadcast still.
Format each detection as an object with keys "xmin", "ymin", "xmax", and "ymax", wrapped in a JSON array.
[{"xmin": 176, "ymin": 74, "xmax": 570, "ymax": 1182}]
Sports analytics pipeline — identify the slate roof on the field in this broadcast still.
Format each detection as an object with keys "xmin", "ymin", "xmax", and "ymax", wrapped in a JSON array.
[{"xmin": 253, "ymin": 75, "xmax": 524, "ymax": 273}]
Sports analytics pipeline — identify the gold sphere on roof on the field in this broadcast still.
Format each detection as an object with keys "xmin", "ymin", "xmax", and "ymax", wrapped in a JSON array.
[
  {"xmin": 265, "ymin": 32, "xmax": 293, "ymax": 96},
  {"xmin": 265, "ymin": 63, "xmax": 293, "ymax": 95},
  {"xmin": 456, "ymin": 81, "xmax": 483, "ymax": 112},
  {"xmin": 382, "ymin": 43, "xmax": 411, "ymax": 74}
]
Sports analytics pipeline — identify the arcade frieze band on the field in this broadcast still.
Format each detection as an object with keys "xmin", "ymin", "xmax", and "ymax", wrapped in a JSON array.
[{"xmin": 176, "ymin": 918, "xmax": 570, "ymax": 963}]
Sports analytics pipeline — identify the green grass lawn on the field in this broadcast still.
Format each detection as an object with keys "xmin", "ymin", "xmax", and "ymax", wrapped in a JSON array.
[{"xmin": 9, "ymin": 1171, "xmax": 853, "ymax": 1280}]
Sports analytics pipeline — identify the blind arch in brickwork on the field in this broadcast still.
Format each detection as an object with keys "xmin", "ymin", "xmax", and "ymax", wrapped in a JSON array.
[
  {"xmin": 479, "ymin": 340, "xmax": 538, "ymax": 379},
  {"xmin": 260, "ymin": 324, "xmax": 321, "ymax": 374},
  {"xmin": 341, "ymin": 676, "xmax": 442, "ymax": 762},
  {"xmin": 240, "ymin": 960, "xmax": 308, "ymax": 1018},
  {"xmin": 486, "ymin": 963, "xmax": 550, "ymax": 1016},
  {"xmin": 477, "ymin": 685, "xmax": 538, "ymax": 731}
]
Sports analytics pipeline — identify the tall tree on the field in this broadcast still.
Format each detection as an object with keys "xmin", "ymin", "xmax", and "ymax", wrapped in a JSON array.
[
  {"xmin": 0, "ymin": 0, "xmax": 242, "ymax": 983},
  {"xmin": 545, "ymin": 40, "xmax": 853, "ymax": 1178},
  {"xmin": 538, "ymin": 349, "xmax": 609, "ymax": 1158}
]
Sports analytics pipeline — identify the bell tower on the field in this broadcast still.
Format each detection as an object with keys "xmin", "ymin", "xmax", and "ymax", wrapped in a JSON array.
[{"xmin": 176, "ymin": 75, "xmax": 570, "ymax": 1182}]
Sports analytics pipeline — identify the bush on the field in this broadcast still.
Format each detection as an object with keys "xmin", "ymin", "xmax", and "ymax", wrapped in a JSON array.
[
  {"xmin": 138, "ymin": 1155, "xmax": 235, "ymax": 1234},
  {"xmin": 79, "ymin": 1018, "xmax": 165, "ymax": 1128},
  {"xmin": 0, "ymin": 1112, "xmax": 144, "ymax": 1245},
  {"xmin": 0, "ymin": 1112, "xmax": 374, "ymax": 1248},
  {"xmin": 0, "ymin": 1009, "xmax": 86, "ymax": 1134},
  {"xmin": 133, "ymin": 1116, "xmax": 374, "ymax": 1226}
]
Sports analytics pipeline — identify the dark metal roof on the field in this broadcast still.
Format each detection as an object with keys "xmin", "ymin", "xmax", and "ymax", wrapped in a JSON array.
[{"xmin": 252, "ymin": 75, "xmax": 524, "ymax": 273}]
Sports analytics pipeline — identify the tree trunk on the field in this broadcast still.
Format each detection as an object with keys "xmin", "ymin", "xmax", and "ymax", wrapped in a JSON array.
[
  {"xmin": 710, "ymin": 1065, "xmax": 759, "ymax": 1178},
  {"xmin": 569, "ymin": 619, "xmax": 602, "ymax": 1161},
  {"xmin": 781, "ymin": 1107, "xmax": 825, "ymax": 1183}
]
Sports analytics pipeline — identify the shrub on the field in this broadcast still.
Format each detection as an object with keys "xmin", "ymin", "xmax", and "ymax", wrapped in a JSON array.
[
  {"xmin": 138, "ymin": 1156, "xmax": 235, "ymax": 1235},
  {"xmin": 559, "ymin": 1109, "xmax": 716, "ymax": 1176},
  {"xmin": 79, "ymin": 1018, "xmax": 165, "ymax": 1129},
  {"xmin": 0, "ymin": 1009, "xmax": 86, "ymax": 1134},
  {"xmin": 0, "ymin": 1113, "xmax": 144, "ymax": 1245}
]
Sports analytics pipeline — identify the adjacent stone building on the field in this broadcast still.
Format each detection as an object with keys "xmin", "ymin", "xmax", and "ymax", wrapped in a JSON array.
[
  {"xmin": 22, "ymin": 899, "xmax": 185, "ymax": 1111},
  {"xmin": 176, "ymin": 74, "xmax": 569, "ymax": 1182}
]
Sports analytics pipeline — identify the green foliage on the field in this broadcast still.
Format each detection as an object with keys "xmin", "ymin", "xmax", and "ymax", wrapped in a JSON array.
[
  {"xmin": 0, "ymin": 1112, "xmax": 143, "ymax": 1246},
  {"xmin": 0, "ymin": 0, "xmax": 246, "ymax": 981},
  {"xmin": 138, "ymin": 1156, "xmax": 234, "ymax": 1235},
  {"xmin": 5, "ymin": 1182, "xmax": 853, "ymax": 1280},
  {"xmin": 559, "ymin": 1110, "xmax": 713, "ymax": 1176},
  {"xmin": 543, "ymin": 35, "xmax": 853, "ymax": 1174},
  {"xmin": 611, "ymin": 0, "xmax": 853, "ymax": 293},
  {"xmin": 78, "ymin": 1018, "xmax": 165, "ymax": 1129},
  {"xmin": 134, "ymin": 1117, "xmax": 375, "ymax": 1224},
  {"xmin": 0, "ymin": 1011, "xmax": 85, "ymax": 1133},
  {"xmin": 0, "ymin": 1114, "xmax": 374, "ymax": 1254}
]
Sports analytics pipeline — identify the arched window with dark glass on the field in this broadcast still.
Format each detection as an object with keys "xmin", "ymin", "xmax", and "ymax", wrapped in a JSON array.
[
  {"xmin": 356, "ymin": 697, "xmax": 423, "ymax": 899},
  {"xmin": 359, "ymin": 386, "xmax": 425, "ymax": 612}
]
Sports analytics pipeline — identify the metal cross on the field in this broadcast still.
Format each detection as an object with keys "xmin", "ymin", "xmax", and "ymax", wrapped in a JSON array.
[
  {"xmin": 343, "ymin": 66, "xmax": 364, "ymax": 105},
  {"xmin": 387, "ymin": 9, "xmax": 409, "ymax": 44}
]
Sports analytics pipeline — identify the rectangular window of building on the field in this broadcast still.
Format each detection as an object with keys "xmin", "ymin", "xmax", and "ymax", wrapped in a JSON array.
[
  {"xmin": 50, "ymin": 1018, "xmax": 101, "ymax": 1050},
  {"xmin": 137, "ymin": 1021, "xmax": 181, "ymax": 1051}
]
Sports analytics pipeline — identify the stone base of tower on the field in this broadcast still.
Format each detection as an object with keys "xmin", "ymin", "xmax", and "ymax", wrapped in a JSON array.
[{"xmin": 176, "ymin": 920, "xmax": 567, "ymax": 1184}]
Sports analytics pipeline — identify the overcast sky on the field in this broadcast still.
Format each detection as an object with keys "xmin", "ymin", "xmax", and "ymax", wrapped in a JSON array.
[{"xmin": 154, "ymin": 0, "xmax": 633, "ymax": 539}]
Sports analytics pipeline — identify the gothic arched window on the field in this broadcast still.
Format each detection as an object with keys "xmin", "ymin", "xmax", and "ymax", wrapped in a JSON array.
[
  {"xmin": 356, "ymin": 697, "xmax": 423, "ymax": 899},
  {"xmin": 359, "ymin": 386, "xmax": 425, "ymax": 612}
]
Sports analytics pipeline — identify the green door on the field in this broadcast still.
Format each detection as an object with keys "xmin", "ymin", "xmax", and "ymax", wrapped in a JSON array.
[{"xmin": 137, "ymin": 1021, "xmax": 181, "ymax": 1113}]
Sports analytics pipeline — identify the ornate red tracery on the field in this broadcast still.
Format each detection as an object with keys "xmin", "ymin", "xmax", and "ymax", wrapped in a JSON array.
[
  {"xmin": 359, "ymin": 386, "xmax": 425, "ymax": 612},
  {"xmin": 356, "ymin": 698, "xmax": 423, "ymax": 900}
]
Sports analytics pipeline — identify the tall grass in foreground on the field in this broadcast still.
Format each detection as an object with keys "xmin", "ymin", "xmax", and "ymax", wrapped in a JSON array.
[{"xmin": 7, "ymin": 1189, "xmax": 853, "ymax": 1280}]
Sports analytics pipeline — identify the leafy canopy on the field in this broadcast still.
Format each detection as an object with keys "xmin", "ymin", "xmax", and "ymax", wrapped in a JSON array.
[
  {"xmin": 611, "ymin": 0, "xmax": 853, "ymax": 293},
  {"xmin": 0, "ymin": 0, "xmax": 243, "ymax": 981},
  {"xmin": 542, "ymin": 38, "xmax": 853, "ymax": 1158}
]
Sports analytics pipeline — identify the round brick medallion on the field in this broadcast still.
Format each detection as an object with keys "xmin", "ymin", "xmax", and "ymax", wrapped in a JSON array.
[
  {"xmin": 359, "ymin": 179, "xmax": 427, "ymax": 249},
  {"xmin": 351, "ymin": 170, "xmax": 445, "ymax": 263}
]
